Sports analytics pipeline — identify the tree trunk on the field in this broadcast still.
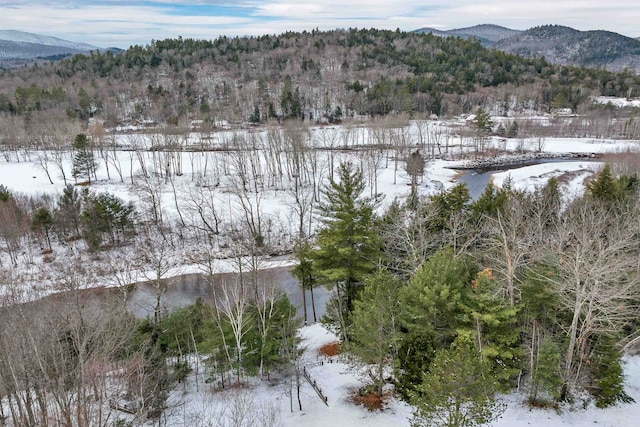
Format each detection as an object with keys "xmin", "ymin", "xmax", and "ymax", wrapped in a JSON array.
[
  {"xmin": 310, "ymin": 284, "xmax": 317, "ymax": 323},
  {"xmin": 302, "ymin": 281, "xmax": 308, "ymax": 324},
  {"xmin": 564, "ymin": 290, "xmax": 583, "ymax": 388},
  {"xmin": 296, "ymin": 372, "xmax": 303, "ymax": 411}
]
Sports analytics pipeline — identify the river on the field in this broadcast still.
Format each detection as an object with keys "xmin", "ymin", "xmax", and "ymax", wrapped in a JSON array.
[
  {"xmin": 454, "ymin": 158, "xmax": 598, "ymax": 199},
  {"xmin": 122, "ymin": 159, "xmax": 593, "ymax": 319},
  {"xmin": 125, "ymin": 266, "xmax": 331, "ymax": 322}
]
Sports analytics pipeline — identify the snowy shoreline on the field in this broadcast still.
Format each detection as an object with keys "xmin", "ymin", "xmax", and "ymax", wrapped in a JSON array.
[{"xmin": 450, "ymin": 152, "xmax": 598, "ymax": 170}]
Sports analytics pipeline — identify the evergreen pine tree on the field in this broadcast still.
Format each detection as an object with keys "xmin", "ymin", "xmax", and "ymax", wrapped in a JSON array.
[
  {"xmin": 281, "ymin": 75, "xmax": 302, "ymax": 120},
  {"xmin": 400, "ymin": 247, "xmax": 471, "ymax": 347},
  {"xmin": 55, "ymin": 184, "xmax": 83, "ymax": 240},
  {"xmin": 410, "ymin": 336, "xmax": 504, "ymax": 427},
  {"xmin": 587, "ymin": 164, "xmax": 619, "ymax": 202},
  {"xmin": 77, "ymin": 87, "xmax": 92, "ymax": 120},
  {"xmin": 469, "ymin": 184, "xmax": 508, "ymax": 224},
  {"xmin": 333, "ymin": 105, "xmax": 343, "ymax": 122},
  {"xmin": 0, "ymin": 184, "xmax": 10, "ymax": 202},
  {"xmin": 312, "ymin": 161, "xmax": 381, "ymax": 339},
  {"xmin": 396, "ymin": 333, "xmax": 437, "ymax": 399},
  {"xmin": 71, "ymin": 133, "xmax": 97, "ymax": 183},
  {"xmin": 587, "ymin": 164, "xmax": 638, "ymax": 207},
  {"xmin": 459, "ymin": 268, "xmax": 521, "ymax": 390},
  {"xmin": 429, "ymin": 183, "xmax": 471, "ymax": 232},
  {"xmin": 81, "ymin": 191, "xmax": 135, "ymax": 250},
  {"xmin": 31, "ymin": 207, "xmax": 54, "ymax": 250},
  {"xmin": 589, "ymin": 335, "xmax": 634, "ymax": 408},
  {"xmin": 472, "ymin": 108, "xmax": 493, "ymax": 135},
  {"xmin": 249, "ymin": 105, "xmax": 261, "ymax": 124},
  {"xmin": 397, "ymin": 247, "xmax": 471, "ymax": 393},
  {"xmin": 349, "ymin": 269, "xmax": 402, "ymax": 396},
  {"xmin": 529, "ymin": 336, "xmax": 562, "ymax": 406}
]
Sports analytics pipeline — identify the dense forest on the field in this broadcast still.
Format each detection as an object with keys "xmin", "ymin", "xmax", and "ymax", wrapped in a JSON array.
[
  {"xmin": 1, "ymin": 28, "xmax": 640, "ymax": 129},
  {"xmin": 313, "ymin": 162, "xmax": 640, "ymax": 417}
]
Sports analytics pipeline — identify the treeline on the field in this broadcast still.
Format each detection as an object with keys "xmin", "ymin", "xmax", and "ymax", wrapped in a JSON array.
[
  {"xmin": 0, "ymin": 28, "xmax": 639, "ymax": 128},
  {"xmin": 295, "ymin": 161, "xmax": 640, "ymax": 424},
  {"xmin": 0, "ymin": 183, "xmax": 135, "ymax": 261}
]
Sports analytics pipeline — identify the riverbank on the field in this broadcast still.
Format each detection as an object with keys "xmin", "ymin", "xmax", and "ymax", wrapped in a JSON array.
[{"xmin": 449, "ymin": 151, "xmax": 597, "ymax": 171}]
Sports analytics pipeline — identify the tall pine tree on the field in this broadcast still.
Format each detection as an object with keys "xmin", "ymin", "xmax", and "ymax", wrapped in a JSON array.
[
  {"xmin": 349, "ymin": 269, "xmax": 402, "ymax": 396},
  {"xmin": 459, "ymin": 268, "xmax": 521, "ymax": 390},
  {"xmin": 397, "ymin": 247, "xmax": 472, "ymax": 393},
  {"xmin": 71, "ymin": 133, "xmax": 97, "ymax": 183},
  {"xmin": 312, "ymin": 161, "xmax": 381, "ymax": 340}
]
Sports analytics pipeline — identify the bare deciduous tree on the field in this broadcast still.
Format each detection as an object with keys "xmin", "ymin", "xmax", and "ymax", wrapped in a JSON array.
[
  {"xmin": 138, "ymin": 227, "xmax": 182, "ymax": 325},
  {"xmin": 482, "ymin": 197, "xmax": 534, "ymax": 306},
  {"xmin": 542, "ymin": 199, "xmax": 640, "ymax": 390},
  {"xmin": 215, "ymin": 274, "xmax": 253, "ymax": 385}
]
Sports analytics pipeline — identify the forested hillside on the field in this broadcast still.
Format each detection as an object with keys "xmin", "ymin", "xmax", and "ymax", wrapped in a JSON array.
[
  {"xmin": 1, "ymin": 27, "xmax": 639, "ymax": 130},
  {"xmin": 495, "ymin": 25, "xmax": 640, "ymax": 72}
]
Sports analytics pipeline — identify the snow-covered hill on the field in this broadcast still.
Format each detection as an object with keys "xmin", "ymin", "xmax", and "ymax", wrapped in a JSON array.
[
  {"xmin": 447, "ymin": 24, "xmax": 521, "ymax": 43},
  {"xmin": 0, "ymin": 30, "xmax": 101, "ymax": 66},
  {"xmin": 0, "ymin": 39, "xmax": 89, "ymax": 60},
  {"xmin": 0, "ymin": 30, "xmax": 98, "ymax": 51}
]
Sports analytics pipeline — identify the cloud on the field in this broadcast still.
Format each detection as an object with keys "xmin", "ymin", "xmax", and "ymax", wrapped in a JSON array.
[
  {"xmin": 0, "ymin": 3, "xmax": 254, "ymax": 46},
  {"xmin": 0, "ymin": 0, "xmax": 638, "ymax": 48}
]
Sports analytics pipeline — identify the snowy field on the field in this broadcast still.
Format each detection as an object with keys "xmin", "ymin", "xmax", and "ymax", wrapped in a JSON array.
[
  {"xmin": 1, "ymin": 129, "xmax": 637, "ymax": 210},
  {"xmin": 491, "ymin": 161, "xmax": 602, "ymax": 195},
  {"xmin": 2, "ymin": 125, "xmax": 636, "ymax": 298}
]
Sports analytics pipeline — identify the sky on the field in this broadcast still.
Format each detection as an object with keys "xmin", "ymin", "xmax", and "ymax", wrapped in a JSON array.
[{"xmin": 1, "ymin": 0, "xmax": 639, "ymax": 48}]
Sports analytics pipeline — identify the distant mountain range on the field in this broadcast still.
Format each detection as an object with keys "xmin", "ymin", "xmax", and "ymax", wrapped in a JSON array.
[
  {"xmin": 416, "ymin": 24, "xmax": 640, "ymax": 72},
  {"xmin": 494, "ymin": 26, "xmax": 640, "ymax": 71},
  {"xmin": 0, "ymin": 30, "xmax": 106, "ymax": 68},
  {"xmin": 2, "ymin": 26, "xmax": 640, "ymax": 73},
  {"xmin": 415, "ymin": 24, "xmax": 520, "ymax": 47},
  {"xmin": 0, "ymin": 30, "xmax": 99, "ymax": 51}
]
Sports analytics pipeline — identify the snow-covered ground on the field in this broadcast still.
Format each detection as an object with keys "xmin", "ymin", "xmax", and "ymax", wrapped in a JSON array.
[
  {"xmin": 491, "ymin": 161, "xmax": 602, "ymax": 195},
  {"xmin": 592, "ymin": 96, "xmax": 640, "ymax": 109},
  {"xmin": 1, "ymin": 123, "xmax": 637, "ymax": 301},
  {"xmin": 148, "ymin": 323, "xmax": 640, "ymax": 427},
  {"xmin": 144, "ymin": 323, "xmax": 412, "ymax": 427},
  {"xmin": 1, "ymin": 133, "xmax": 635, "ymax": 207}
]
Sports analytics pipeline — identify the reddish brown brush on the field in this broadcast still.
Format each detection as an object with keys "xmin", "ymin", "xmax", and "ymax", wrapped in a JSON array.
[
  {"xmin": 351, "ymin": 390, "xmax": 387, "ymax": 411},
  {"xmin": 318, "ymin": 341, "xmax": 341, "ymax": 357}
]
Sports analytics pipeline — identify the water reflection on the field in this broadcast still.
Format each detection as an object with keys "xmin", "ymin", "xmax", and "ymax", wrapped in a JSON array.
[
  {"xmin": 455, "ymin": 158, "xmax": 597, "ymax": 200},
  {"xmin": 125, "ymin": 267, "xmax": 331, "ymax": 322}
]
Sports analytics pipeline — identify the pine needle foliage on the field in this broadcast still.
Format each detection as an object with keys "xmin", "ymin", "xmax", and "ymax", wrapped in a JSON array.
[
  {"xmin": 410, "ymin": 336, "xmax": 505, "ymax": 427},
  {"xmin": 312, "ymin": 161, "xmax": 381, "ymax": 338}
]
